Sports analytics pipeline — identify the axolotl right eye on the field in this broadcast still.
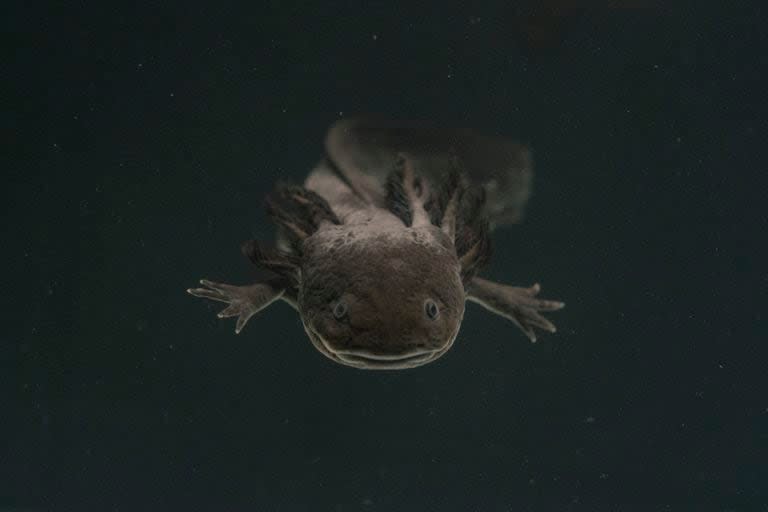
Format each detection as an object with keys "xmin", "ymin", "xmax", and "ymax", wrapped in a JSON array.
[{"xmin": 333, "ymin": 300, "xmax": 348, "ymax": 320}]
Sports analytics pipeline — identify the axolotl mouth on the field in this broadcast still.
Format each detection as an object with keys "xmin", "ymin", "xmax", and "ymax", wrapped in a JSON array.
[{"xmin": 303, "ymin": 325, "xmax": 452, "ymax": 370}]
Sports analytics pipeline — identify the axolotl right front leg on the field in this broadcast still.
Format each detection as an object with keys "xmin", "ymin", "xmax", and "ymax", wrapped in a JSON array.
[
  {"xmin": 188, "ymin": 237, "xmax": 303, "ymax": 333},
  {"xmin": 187, "ymin": 277, "xmax": 292, "ymax": 334},
  {"xmin": 186, "ymin": 183, "xmax": 335, "ymax": 334}
]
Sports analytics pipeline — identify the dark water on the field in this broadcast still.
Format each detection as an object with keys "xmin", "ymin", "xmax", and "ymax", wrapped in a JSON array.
[{"xmin": 6, "ymin": 3, "xmax": 765, "ymax": 510}]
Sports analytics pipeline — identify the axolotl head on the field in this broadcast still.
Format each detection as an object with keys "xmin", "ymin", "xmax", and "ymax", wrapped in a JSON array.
[
  {"xmin": 253, "ymin": 165, "xmax": 491, "ymax": 369},
  {"xmin": 298, "ymin": 226, "xmax": 466, "ymax": 369}
]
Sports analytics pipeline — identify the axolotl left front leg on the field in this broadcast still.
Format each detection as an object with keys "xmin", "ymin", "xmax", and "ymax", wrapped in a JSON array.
[{"xmin": 466, "ymin": 276, "xmax": 565, "ymax": 342}]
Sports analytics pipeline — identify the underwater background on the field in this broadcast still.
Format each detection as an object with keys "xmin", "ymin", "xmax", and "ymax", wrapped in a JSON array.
[{"xmin": 5, "ymin": 2, "xmax": 765, "ymax": 510}]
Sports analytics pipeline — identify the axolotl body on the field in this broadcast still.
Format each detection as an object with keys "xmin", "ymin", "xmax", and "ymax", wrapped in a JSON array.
[{"xmin": 188, "ymin": 118, "xmax": 564, "ymax": 369}]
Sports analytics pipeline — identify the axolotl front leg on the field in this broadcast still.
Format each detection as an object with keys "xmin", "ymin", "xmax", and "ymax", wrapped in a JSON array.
[
  {"xmin": 466, "ymin": 276, "xmax": 565, "ymax": 342},
  {"xmin": 187, "ymin": 184, "xmax": 341, "ymax": 335},
  {"xmin": 187, "ymin": 238, "xmax": 302, "ymax": 333},
  {"xmin": 186, "ymin": 277, "xmax": 293, "ymax": 334}
]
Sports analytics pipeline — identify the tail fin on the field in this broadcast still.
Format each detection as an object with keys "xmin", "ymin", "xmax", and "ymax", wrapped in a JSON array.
[{"xmin": 324, "ymin": 117, "xmax": 533, "ymax": 228}]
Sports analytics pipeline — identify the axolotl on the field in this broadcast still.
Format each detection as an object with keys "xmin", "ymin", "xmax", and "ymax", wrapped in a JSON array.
[{"xmin": 187, "ymin": 118, "xmax": 564, "ymax": 369}]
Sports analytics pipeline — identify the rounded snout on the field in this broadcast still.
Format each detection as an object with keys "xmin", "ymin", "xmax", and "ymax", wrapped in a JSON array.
[
  {"xmin": 304, "ymin": 321, "xmax": 456, "ymax": 370},
  {"xmin": 333, "ymin": 347, "xmax": 443, "ymax": 369}
]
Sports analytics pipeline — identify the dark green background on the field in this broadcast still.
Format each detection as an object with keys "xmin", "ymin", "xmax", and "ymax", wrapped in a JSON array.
[{"xmin": 5, "ymin": 2, "xmax": 765, "ymax": 510}]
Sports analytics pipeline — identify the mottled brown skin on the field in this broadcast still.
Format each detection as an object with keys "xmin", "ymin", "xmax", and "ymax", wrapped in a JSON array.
[
  {"xmin": 299, "ymin": 226, "xmax": 464, "ymax": 369},
  {"xmin": 187, "ymin": 118, "xmax": 564, "ymax": 370}
]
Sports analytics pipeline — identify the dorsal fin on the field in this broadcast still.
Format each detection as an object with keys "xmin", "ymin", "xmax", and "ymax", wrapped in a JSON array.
[{"xmin": 324, "ymin": 117, "xmax": 533, "ymax": 226}]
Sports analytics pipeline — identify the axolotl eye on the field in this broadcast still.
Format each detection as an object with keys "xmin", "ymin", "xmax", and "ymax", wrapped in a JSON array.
[
  {"xmin": 333, "ymin": 300, "xmax": 348, "ymax": 320},
  {"xmin": 424, "ymin": 299, "xmax": 440, "ymax": 320}
]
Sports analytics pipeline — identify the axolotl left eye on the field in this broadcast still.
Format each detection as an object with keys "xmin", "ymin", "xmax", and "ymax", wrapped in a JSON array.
[{"xmin": 424, "ymin": 299, "xmax": 439, "ymax": 320}]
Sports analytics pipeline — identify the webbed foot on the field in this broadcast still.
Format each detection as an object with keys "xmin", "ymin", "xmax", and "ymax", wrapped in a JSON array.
[
  {"xmin": 187, "ymin": 279, "xmax": 285, "ymax": 334},
  {"xmin": 467, "ymin": 277, "xmax": 565, "ymax": 342}
]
